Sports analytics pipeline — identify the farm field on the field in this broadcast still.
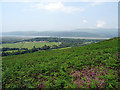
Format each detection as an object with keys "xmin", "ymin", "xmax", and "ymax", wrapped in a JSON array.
[
  {"xmin": 2, "ymin": 42, "xmax": 61, "ymax": 49},
  {"xmin": 52, "ymin": 47, "xmax": 71, "ymax": 50},
  {"xmin": 4, "ymin": 50, "xmax": 25, "ymax": 53},
  {"xmin": 2, "ymin": 37, "xmax": 120, "ymax": 88}
]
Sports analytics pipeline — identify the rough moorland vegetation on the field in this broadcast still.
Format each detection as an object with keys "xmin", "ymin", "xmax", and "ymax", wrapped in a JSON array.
[{"xmin": 2, "ymin": 37, "xmax": 120, "ymax": 88}]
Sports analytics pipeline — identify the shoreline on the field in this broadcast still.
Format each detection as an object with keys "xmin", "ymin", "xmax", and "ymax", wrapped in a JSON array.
[{"xmin": 2, "ymin": 35, "xmax": 110, "ymax": 39}]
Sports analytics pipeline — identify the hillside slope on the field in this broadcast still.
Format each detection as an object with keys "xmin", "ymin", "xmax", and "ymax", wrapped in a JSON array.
[{"xmin": 2, "ymin": 37, "xmax": 120, "ymax": 88}]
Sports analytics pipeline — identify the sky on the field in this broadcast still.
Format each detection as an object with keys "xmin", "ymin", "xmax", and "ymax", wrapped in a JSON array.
[{"xmin": 1, "ymin": 1, "xmax": 118, "ymax": 32}]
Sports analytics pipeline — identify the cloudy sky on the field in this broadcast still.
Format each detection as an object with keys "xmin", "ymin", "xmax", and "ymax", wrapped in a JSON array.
[{"xmin": 1, "ymin": 0, "xmax": 118, "ymax": 32}]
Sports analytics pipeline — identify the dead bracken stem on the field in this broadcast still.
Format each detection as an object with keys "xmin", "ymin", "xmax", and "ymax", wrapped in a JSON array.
[{"xmin": 71, "ymin": 66, "xmax": 109, "ymax": 88}]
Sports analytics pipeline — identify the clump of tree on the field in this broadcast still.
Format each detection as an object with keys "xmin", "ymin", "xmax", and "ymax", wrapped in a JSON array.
[
  {"xmin": 41, "ymin": 45, "xmax": 50, "ymax": 50},
  {"xmin": 2, "ymin": 42, "xmax": 82, "ymax": 56},
  {"xmin": 2, "ymin": 38, "xmax": 101, "ymax": 56},
  {"xmin": 2, "ymin": 48, "xmax": 20, "ymax": 51},
  {"xmin": 2, "ymin": 45, "xmax": 52, "ymax": 56},
  {"xmin": 51, "ymin": 45, "xmax": 59, "ymax": 49}
]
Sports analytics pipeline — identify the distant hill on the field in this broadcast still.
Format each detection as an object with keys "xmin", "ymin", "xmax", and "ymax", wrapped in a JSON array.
[{"xmin": 2, "ymin": 28, "xmax": 118, "ymax": 38}]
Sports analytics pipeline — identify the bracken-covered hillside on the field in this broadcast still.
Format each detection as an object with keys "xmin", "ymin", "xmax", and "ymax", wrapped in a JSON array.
[{"xmin": 2, "ymin": 37, "xmax": 120, "ymax": 88}]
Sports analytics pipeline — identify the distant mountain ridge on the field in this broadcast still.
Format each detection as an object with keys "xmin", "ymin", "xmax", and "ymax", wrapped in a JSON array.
[{"xmin": 2, "ymin": 28, "xmax": 118, "ymax": 38}]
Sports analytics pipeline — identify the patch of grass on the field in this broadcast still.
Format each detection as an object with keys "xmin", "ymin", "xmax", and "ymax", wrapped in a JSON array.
[{"xmin": 2, "ymin": 42, "xmax": 61, "ymax": 49}]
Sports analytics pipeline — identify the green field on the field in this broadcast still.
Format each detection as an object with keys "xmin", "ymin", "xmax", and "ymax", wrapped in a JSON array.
[
  {"xmin": 52, "ymin": 47, "xmax": 71, "ymax": 50},
  {"xmin": 4, "ymin": 50, "xmax": 26, "ymax": 53},
  {"xmin": 2, "ymin": 37, "xmax": 120, "ymax": 88},
  {"xmin": 2, "ymin": 42, "xmax": 61, "ymax": 49}
]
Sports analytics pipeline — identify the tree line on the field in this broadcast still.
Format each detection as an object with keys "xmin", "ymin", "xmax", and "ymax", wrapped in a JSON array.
[
  {"xmin": 2, "ymin": 38, "xmax": 102, "ymax": 56},
  {"xmin": 2, "ymin": 42, "xmax": 71, "ymax": 56}
]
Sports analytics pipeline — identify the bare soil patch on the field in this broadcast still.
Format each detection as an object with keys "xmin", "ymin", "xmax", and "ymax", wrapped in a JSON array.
[{"xmin": 71, "ymin": 66, "xmax": 109, "ymax": 88}]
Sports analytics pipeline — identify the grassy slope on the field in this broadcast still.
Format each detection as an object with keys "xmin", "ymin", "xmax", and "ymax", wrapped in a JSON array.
[
  {"xmin": 2, "ymin": 42, "xmax": 60, "ymax": 49},
  {"xmin": 2, "ymin": 37, "xmax": 120, "ymax": 88}
]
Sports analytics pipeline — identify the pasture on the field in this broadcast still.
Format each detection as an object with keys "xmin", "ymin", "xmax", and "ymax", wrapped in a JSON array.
[{"xmin": 2, "ymin": 41, "xmax": 61, "ymax": 49}]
